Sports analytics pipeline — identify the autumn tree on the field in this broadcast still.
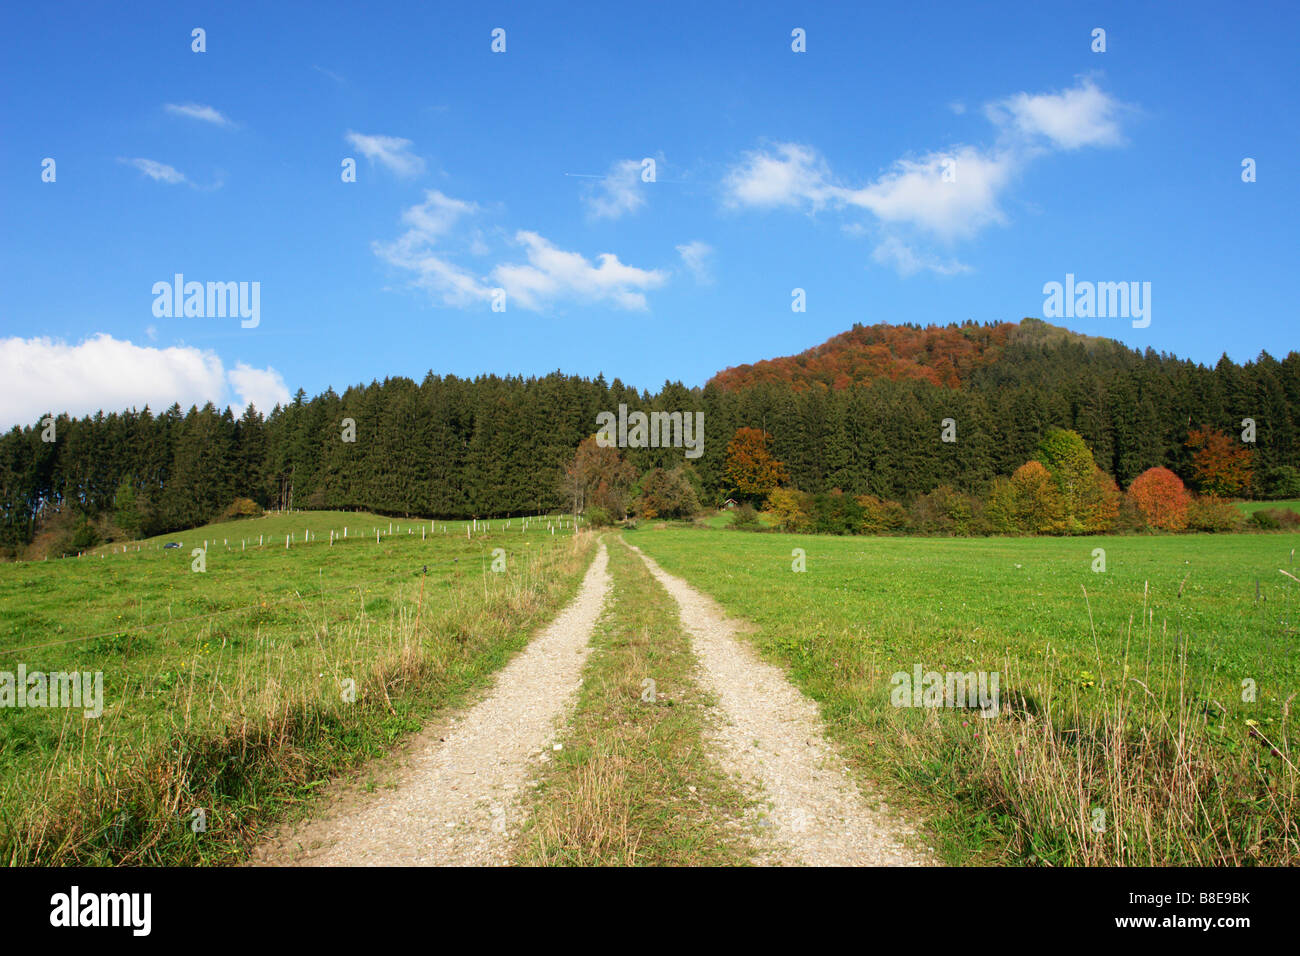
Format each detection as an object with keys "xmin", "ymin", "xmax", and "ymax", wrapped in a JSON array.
[
  {"xmin": 763, "ymin": 487, "xmax": 812, "ymax": 532},
  {"xmin": 1126, "ymin": 467, "xmax": 1191, "ymax": 530},
  {"xmin": 1185, "ymin": 427, "xmax": 1253, "ymax": 497},
  {"xmin": 635, "ymin": 466, "xmax": 701, "ymax": 520},
  {"xmin": 723, "ymin": 427, "xmax": 788, "ymax": 504},
  {"xmin": 558, "ymin": 435, "xmax": 637, "ymax": 518},
  {"xmin": 1004, "ymin": 460, "xmax": 1068, "ymax": 534},
  {"xmin": 1034, "ymin": 427, "xmax": 1119, "ymax": 533}
]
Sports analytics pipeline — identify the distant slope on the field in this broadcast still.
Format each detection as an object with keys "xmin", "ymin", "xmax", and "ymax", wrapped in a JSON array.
[{"xmin": 708, "ymin": 318, "xmax": 1121, "ymax": 391}]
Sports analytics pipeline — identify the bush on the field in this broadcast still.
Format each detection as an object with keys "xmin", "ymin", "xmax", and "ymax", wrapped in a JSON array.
[
  {"xmin": 1250, "ymin": 508, "xmax": 1300, "ymax": 531},
  {"xmin": 221, "ymin": 498, "xmax": 264, "ymax": 521},
  {"xmin": 584, "ymin": 505, "xmax": 613, "ymax": 528},
  {"xmin": 910, "ymin": 484, "xmax": 977, "ymax": 536},
  {"xmin": 855, "ymin": 495, "xmax": 909, "ymax": 535},
  {"xmin": 763, "ymin": 488, "xmax": 812, "ymax": 533},
  {"xmin": 1185, "ymin": 496, "xmax": 1245, "ymax": 533},
  {"xmin": 635, "ymin": 467, "xmax": 701, "ymax": 520},
  {"xmin": 55, "ymin": 516, "xmax": 101, "ymax": 557},
  {"xmin": 810, "ymin": 490, "xmax": 863, "ymax": 535},
  {"xmin": 731, "ymin": 503, "xmax": 761, "ymax": 529},
  {"xmin": 1126, "ymin": 467, "xmax": 1191, "ymax": 531},
  {"xmin": 1005, "ymin": 461, "xmax": 1070, "ymax": 535}
]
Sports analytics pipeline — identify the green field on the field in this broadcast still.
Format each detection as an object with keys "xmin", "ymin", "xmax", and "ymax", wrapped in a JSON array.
[
  {"xmin": 1237, "ymin": 499, "xmax": 1300, "ymax": 515},
  {"xmin": 0, "ymin": 510, "xmax": 591, "ymax": 864},
  {"xmin": 626, "ymin": 523, "xmax": 1300, "ymax": 865}
]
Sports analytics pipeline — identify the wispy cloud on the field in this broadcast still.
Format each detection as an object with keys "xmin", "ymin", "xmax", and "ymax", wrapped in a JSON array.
[
  {"xmin": 374, "ymin": 189, "xmax": 668, "ymax": 312},
  {"xmin": 345, "ymin": 131, "xmax": 426, "ymax": 178},
  {"xmin": 119, "ymin": 157, "xmax": 189, "ymax": 185},
  {"xmin": 582, "ymin": 159, "xmax": 647, "ymax": 220},
  {"xmin": 164, "ymin": 102, "xmax": 234, "ymax": 127},
  {"xmin": 676, "ymin": 240, "xmax": 715, "ymax": 284},
  {"xmin": 312, "ymin": 64, "xmax": 346, "ymax": 84},
  {"xmin": 871, "ymin": 237, "xmax": 972, "ymax": 277}
]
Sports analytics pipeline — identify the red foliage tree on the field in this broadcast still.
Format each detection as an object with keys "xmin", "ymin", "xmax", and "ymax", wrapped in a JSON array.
[
  {"xmin": 1126, "ymin": 467, "xmax": 1191, "ymax": 531},
  {"xmin": 1185, "ymin": 427, "xmax": 1253, "ymax": 497}
]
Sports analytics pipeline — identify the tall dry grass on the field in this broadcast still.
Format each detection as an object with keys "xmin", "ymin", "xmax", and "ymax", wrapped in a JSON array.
[{"xmin": 0, "ymin": 533, "xmax": 594, "ymax": 865}]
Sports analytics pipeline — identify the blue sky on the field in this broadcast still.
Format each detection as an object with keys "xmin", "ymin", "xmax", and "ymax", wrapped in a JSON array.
[{"xmin": 2, "ymin": 1, "xmax": 1297, "ymax": 427}]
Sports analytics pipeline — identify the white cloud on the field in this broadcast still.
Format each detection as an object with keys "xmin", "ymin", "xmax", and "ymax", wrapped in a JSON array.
[
  {"xmin": 165, "ymin": 102, "xmax": 234, "ymax": 127},
  {"xmin": 986, "ymin": 78, "xmax": 1124, "ymax": 150},
  {"xmin": 724, "ymin": 143, "xmax": 836, "ymax": 209},
  {"xmin": 227, "ymin": 362, "xmax": 290, "ymax": 415},
  {"xmin": 0, "ymin": 334, "xmax": 286, "ymax": 428},
  {"xmin": 345, "ymin": 131, "xmax": 425, "ymax": 177},
  {"xmin": 841, "ymin": 146, "xmax": 1015, "ymax": 241},
  {"xmin": 372, "ymin": 190, "xmax": 492, "ymax": 307},
  {"xmin": 374, "ymin": 192, "xmax": 668, "ymax": 312},
  {"xmin": 492, "ymin": 231, "xmax": 667, "ymax": 311},
  {"xmin": 871, "ymin": 237, "xmax": 972, "ymax": 278},
  {"xmin": 121, "ymin": 157, "xmax": 188, "ymax": 184},
  {"xmin": 722, "ymin": 78, "xmax": 1129, "ymax": 267},
  {"xmin": 724, "ymin": 142, "xmax": 1013, "ymax": 241},
  {"xmin": 676, "ymin": 240, "xmax": 714, "ymax": 284},
  {"xmin": 582, "ymin": 159, "xmax": 647, "ymax": 220}
]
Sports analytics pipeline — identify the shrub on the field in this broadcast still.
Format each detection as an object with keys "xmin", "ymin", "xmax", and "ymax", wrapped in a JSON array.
[
  {"xmin": 910, "ymin": 484, "xmax": 977, "ymax": 536},
  {"xmin": 1185, "ymin": 496, "xmax": 1245, "ymax": 533},
  {"xmin": 1008, "ymin": 461, "xmax": 1070, "ymax": 534},
  {"xmin": 1250, "ymin": 508, "xmax": 1300, "ymax": 531},
  {"xmin": 584, "ymin": 505, "xmax": 613, "ymax": 528},
  {"xmin": 763, "ymin": 488, "xmax": 812, "ymax": 533},
  {"xmin": 856, "ymin": 495, "xmax": 909, "ymax": 535},
  {"xmin": 55, "ymin": 516, "xmax": 101, "ymax": 557},
  {"xmin": 731, "ymin": 503, "xmax": 761, "ymax": 529},
  {"xmin": 221, "ymin": 498, "xmax": 264, "ymax": 521},
  {"xmin": 1126, "ymin": 467, "xmax": 1191, "ymax": 531},
  {"xmin": 635, "ymin": 467, "xmax": 701, "ymax": 520},
  {"xmin": 810, "ymin": 490, "xmax": 863, "ymax": 535}
]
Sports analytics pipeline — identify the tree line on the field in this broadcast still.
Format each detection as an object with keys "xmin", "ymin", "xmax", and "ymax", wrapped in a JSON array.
[{"xmin": 1, "ymin": 319, "xmax": 1297, "ymax": 554}]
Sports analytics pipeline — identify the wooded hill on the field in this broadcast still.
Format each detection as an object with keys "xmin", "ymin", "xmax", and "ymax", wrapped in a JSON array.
[{"xmin": 2, "ymin": 318, "xmax": 1297, "ymax": 553}]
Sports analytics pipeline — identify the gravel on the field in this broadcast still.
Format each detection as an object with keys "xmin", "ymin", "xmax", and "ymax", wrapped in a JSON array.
[
  {"xmin": 251, "ymin": 542, "xmax": 611, "ymax": 867},
  {"xmin": 629, "ymin": 544, "xmax": 932, "ymax": 867}
]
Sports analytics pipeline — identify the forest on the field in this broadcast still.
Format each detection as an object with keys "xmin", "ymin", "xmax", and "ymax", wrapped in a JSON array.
[{"xmin": 2, "ymin": 318, "xmax": 1298, "ymax": 555}]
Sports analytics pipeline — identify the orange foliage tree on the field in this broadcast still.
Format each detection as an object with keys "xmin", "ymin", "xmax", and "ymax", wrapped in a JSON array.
[
  {"xmin": 723, "ymin": 427, "xmax": 788, "ymax": 504},
  {"xmin": 1126, "ymin": 467, "xmax": 1191, "ymax": 530},
  {"xmin": 1185, "ymin": 427, "xmax": 1253, "ymax": 497}
]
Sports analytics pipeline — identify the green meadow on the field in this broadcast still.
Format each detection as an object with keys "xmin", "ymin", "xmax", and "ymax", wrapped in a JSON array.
[
  {"xmin": 1236, "ymin": 499, "xmax": 1300, "ymax": 515},
  {"xmin": 626, "ymin": 523, "xmax": 1300, "ymax": 865},
  {"xmin": 0, "ymin": 510, "xmax": 591, "ymax": 864}
]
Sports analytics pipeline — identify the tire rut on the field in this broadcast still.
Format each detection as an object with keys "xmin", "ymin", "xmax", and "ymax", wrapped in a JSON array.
[
  {"xmin": 628, "ymin": 542, "xmax": 931, "ymax": 867},
  {"xmin": 251, "ymin": 541, "xmax": 611, "ymax": 866}
]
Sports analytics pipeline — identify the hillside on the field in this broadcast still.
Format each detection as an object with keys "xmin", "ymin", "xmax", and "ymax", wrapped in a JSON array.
[{"xmin": 708, "ymin": 318, "xmax": 1122, "ymax": 391}]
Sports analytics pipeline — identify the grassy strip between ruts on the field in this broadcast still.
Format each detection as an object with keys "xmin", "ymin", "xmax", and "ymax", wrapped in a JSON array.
[
  {"xmin": 516, "ymin": 536, "xmax": 753, "ymax": 866},
  {"xmin": 1, "ymin": 530, "xmax": 596, "ymax": 865}
]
